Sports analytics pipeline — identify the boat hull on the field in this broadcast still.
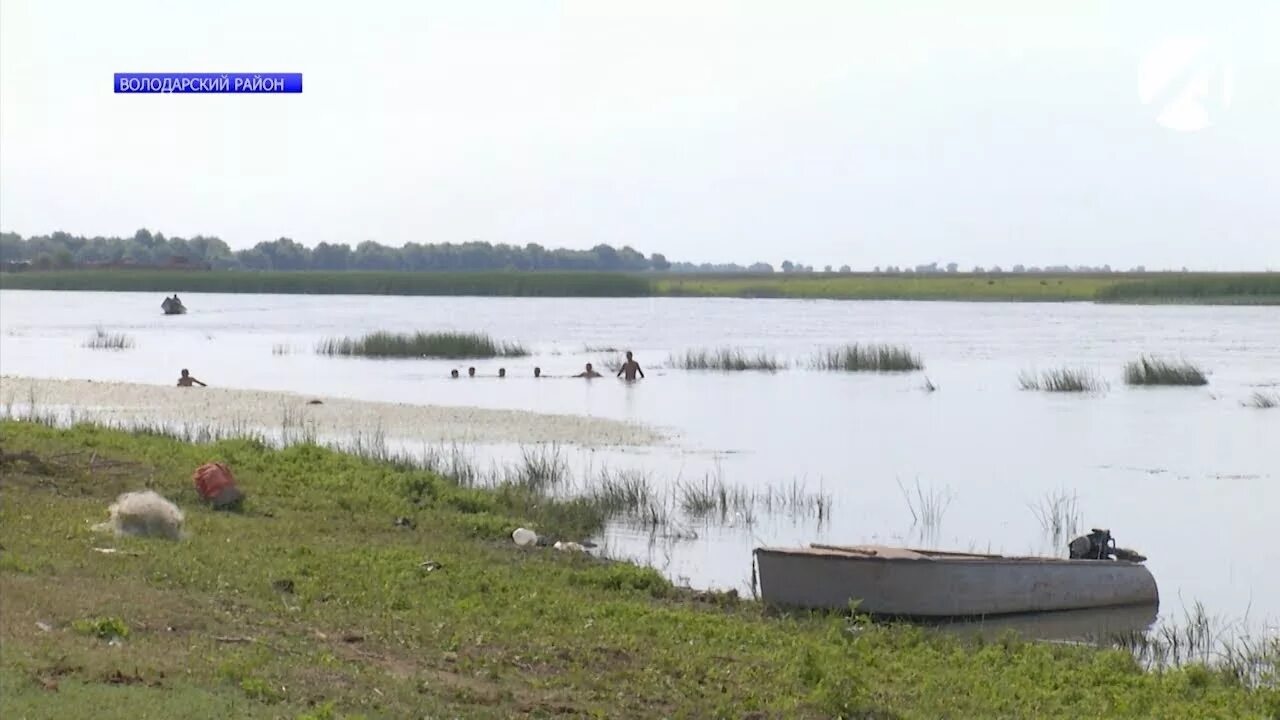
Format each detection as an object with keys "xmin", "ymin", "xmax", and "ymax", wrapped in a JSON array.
[{"xmin": 754, "ymin": 546, "xmax": 1158, "ymax": 617}]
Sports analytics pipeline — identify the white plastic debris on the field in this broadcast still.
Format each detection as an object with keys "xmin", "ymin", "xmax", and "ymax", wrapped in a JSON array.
[
  {"xmin": 553, "ymin": 541, "xmax": 586, "ymax": 553},
  {"xmin": 511, "ymin": 527, "xmax": 538, "ymax": 547},
  {"xmin": 92, "ymin": 490, "xmax": 184, "ymax": 540}
]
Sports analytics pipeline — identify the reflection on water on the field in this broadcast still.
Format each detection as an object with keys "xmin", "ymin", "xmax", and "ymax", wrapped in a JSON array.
[
  {"xmin": 1, "ymin": 289, "xmax": 1278, "ymax": 645},
  {"xmin": 931, "ymin": 603, "xmax": 1161, "ymax": 644}
]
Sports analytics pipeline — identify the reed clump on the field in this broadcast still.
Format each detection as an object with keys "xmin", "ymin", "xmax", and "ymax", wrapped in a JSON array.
[
  {"xmin": 1123, "ymin": 356, "xmax": 1208, "ymax": 386},
  {"xmin": 671, "ymin": 348, "xmax": 784, "ymax": 372},
  {"xmin": 83, "ymin": 328, "xmax": 135, "ymax": 350},
  {"xmin": 1246, "ymin": 391, "xmax": 1278, "ymax": 409},
  {"xmin": 316, "ymin": 331, "xmax": 527, "ymax": 358},
  {"xmin": 811, "ymin": 344, "xmax": 923, "ymax": 372},
  {"xmin": 1018, "ymin": 368, "xmax": 1106, "ymax": 393}
]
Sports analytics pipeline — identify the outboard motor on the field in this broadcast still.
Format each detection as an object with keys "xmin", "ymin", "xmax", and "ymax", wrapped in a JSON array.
[
  {"xmin": 1068, "ymin": 528, "xmax": 1114, "ymax": 559},
  {"xmin": 1068, "ymin": 528, "xmax": 1148, "ymax": 562}
]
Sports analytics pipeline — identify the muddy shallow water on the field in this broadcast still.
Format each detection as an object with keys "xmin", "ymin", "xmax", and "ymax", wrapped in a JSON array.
[{"xmin": 2, "ymin": 289, "xmax": 1277, "ymax": 641}]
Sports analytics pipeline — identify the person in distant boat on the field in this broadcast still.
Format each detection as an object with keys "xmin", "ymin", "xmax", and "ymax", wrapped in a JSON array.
[
  {"xmin": 177, "ymin": 369, "xmax": 206, "ymax": 387},
  {"xmin": 497, "ymin": 368, "xmax": 506, "ymax": 378},
  {"xmin": 450, "ymin": 369, "xmax": 460, "ymax": 379},
  {"xmin": 467, "ymin": 367, "xmax": 476, "ymax": 378},
  {"xmin": 533, "ymin": 367, "xmax": 542, "ymax": 378},
  {"xmin": 575, "ymin": 363, "xmax": 602, "ymax": 379},
  {"xmin": 616, "ymin": 351, "xmax": 645, "ymax": 381}
]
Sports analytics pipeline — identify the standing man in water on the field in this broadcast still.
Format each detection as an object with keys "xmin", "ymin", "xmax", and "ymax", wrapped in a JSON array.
[
  {"xmin": 177, "ymin": 369, "xmax": 207, "ymax": 387},
  {"xmin": 616, "ymin": 351, "xmax": 645, "ymax": 381}
]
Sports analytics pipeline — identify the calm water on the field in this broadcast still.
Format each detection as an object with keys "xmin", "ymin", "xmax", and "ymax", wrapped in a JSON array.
[{"xmin": 2, "ymin": 290, "xmax": 1277, "ymax": 640}]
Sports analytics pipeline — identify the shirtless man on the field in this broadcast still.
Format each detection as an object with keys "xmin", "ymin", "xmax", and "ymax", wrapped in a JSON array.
[
  {"xmin": 616, "ymin": 351, "xmax": 645, "ymax": 381},
  {"xmin": 574, "ymin": 363, "xmax": 602, "ymax": 379},
  {"xmin": 177, "ymin": 369, "xmax": 206, "ymax": 387}
]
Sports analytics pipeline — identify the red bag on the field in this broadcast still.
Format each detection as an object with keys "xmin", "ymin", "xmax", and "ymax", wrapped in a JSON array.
[{"xmin": 193, "ymin": 462, "xmax": 243, "ymax": 508}]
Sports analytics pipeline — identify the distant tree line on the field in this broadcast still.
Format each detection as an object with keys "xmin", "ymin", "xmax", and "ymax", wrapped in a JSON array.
[
  {"xmin": 0, "ymin": 230, "xmax": 784, "ymax": 274},
  {"xmin": 1, "ymin": 229, "xmax": 1193, "ymax": 275}
]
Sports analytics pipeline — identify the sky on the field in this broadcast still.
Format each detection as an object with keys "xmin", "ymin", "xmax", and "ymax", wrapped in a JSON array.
[{"xmin": 1, "ymin": 0, "xmax": 1277, "ymax": 270}]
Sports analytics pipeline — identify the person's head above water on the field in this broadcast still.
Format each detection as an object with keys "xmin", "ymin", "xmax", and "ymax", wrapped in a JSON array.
[
  {"xmin": 534, "ymin": 367, "xmax": 542, "ymax": 377},
  {"xmin": 450, "ymin": 369, "xmax": 459, "ymax": 378},
  {"xmin": 585, "ymin": 363, "xmax": 593, "ymax": 371},
  {"xmin": 498, "ymin": 368, "xmax": 506, "ymax": 378},
  {"xmin": 468, "ymin": 367, "xmax": 476, "ymax": 377},
  {"xmin": 180, "ymin": 369, "xmax": 190, "ymax": 377},
  {"xmin": 625, "ymin": 351, "xmax": 634, "ymax": 360}
]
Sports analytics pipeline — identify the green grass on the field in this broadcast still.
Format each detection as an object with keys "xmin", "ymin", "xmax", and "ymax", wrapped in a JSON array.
[
  {"xmin": 1124, "ymin": 356, "xmax": 1209, "ymax": 386},
  {"xmin": 1, "ymin": 421, "xmax": 1277, "ymax": 718},
  {"xmin": 671, "ymin": 347, "xmax": 784, "ymax": 372},
  {"xmin": 4, "ymin": 269, "xmax": 1277, "ymax": 303},
  {"xmin": 811, "ymin": 344, "xmax": 923, "ymax": 372},
  {"xmin": 316, "ymin": 331, "xmax": 527, "ymax": 359},
  {"xmin": 1095, "ymin": 274, "xmax": 1280, "ymax": 304},
  {"xmin": 82, "ymin": 328, "xmax": 135, "ymax": 351},
  {"xmin": 1019, "ymin": 368, "xmax": 1107, "ymax": 393}
]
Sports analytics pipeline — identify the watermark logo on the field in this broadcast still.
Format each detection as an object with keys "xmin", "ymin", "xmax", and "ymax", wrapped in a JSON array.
[{"xmin": 1138, "ymin": 36, "xmax": 1232, "ymax": 132}]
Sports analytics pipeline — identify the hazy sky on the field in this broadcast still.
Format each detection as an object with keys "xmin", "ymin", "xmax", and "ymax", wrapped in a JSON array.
[{"xmin": 1, "ymin": 1, "xmax": 1277, "ymax": 269}]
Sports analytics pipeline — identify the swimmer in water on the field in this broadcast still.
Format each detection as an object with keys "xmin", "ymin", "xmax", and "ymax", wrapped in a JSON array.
[
  {"xmin": 177, "ymin": 369, "xmax": 207, "ymax": 387},
  {"xmin": 574, "ymin": 363, "xmax": 602, "ymax": 379},
  {"xmin": 616, "ymin": 351, "xmax": 645, "ymax": 381},
  {"xmin": 468, "ymin": 367, "xmax": 476, "ymax": 378},
  {"xmin": 497, "ymin": 368, "xmax": 506, "ymax": 378},
  {"xmin": 533, "ymin": 367, "xmax": 542, "ymax": 378},
  {"xmin": 451, "ymin": 369, "xmax": 460, "ymax": 379}
]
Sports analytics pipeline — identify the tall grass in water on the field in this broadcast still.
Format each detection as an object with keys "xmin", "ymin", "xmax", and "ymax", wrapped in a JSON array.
[
  {"xmin": 1018, "ymin": 368, "xmax": 1106, "ymax": 392},
  {"xmin": 671, "ymin": 348, "xmax": 784, "ymax": 372},
  {"xmin": 316, "ymin": 330, "xmax": 527, "ymax": 358},
  {"xmin": 897, "ymin": 478, "xmax": 952, "ymax": 546},
  {"xmin": 810, "ymin": 343, "xmax": 923, "ymax": 372},
  {"xmin": 1247, "ymin": 391, "xmax": 1279, "ymax": 409},
  {"xmin": 83, "ymin": 327, "xmax": 135, "ymax": 350},
  {"xmin": 1106, "ymin": 602, "xmax": 1279, "ymax": 688},
  {"xmin": 1123, "ymin": 355, "xmax": 1208, "ymax": 386},
  {"xmin": 1030, "ymin": 489, "xmax": 1080, "ymax": 552}
]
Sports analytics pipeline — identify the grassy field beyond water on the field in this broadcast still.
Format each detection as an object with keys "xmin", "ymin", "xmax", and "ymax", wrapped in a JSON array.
[
  {"xmin": 1, "ymin": 421, "xmax": 1276, "ymax": 719},
  {"xmin": 2, "ymin": 270, "xmax": 1277, "ymax": 303}
]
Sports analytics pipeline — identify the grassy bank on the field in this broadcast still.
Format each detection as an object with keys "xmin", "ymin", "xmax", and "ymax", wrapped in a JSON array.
[
  {"xmin": 3, "ymin": 269, "xmax": 1278, "ymax": 303},
  {"xmin": 2, "ymin": 422, "xmax": 1276, "ymax": 719}
]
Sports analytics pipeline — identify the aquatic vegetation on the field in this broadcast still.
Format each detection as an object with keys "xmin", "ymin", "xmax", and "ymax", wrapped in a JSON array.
[
  {"xmin": 810, "ymin": 343, "xmax": 924, "ymax": 372},
  {"xmin": 1105, "ymin": 601, "xmax": 1280, "ymax": 688},
  {"xmin": 1030, "ymin": 489, "xmax": 1081, "ymax": 551},
  {"xmin": 671, "ymin": 347, "xmax": 784, "ymax": 372},
  {"xmin": 922, "ymin": 376, "xmax": 938, "ymax": 392},
  {"xmin": 271, "ymin": 343, "xmax": 294, "ymax": 355},
  {"xmin": 1123, "ymin": 356, "xmax": 1208, "ymax": 386},
  {"xmin": 82, "ymin": 327, "xmax": 135, "ymax": 350},
  {"xmin": 1246, "ymin": 391, "xmax": 1279, "ymax": 409},
  {"xmin": 897, "ymin": 477, "xmax": 952, "ymax": 544},
  {"xmin": 315, "ymin": 330, "xmax": 528, "ymax": 358},
  {"xmin": 1018, "ymin": 368, "xmax": 1107, "ymax": 393}
]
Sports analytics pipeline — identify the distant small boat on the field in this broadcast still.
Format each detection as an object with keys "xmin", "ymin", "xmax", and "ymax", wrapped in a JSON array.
[
  {"xmin": 161, "ymin": 296, "xmax": 187, "ymax": 315},
  {"xmin": 753, "ymin": 544, "xmax": 1158, "ymax": 617}
]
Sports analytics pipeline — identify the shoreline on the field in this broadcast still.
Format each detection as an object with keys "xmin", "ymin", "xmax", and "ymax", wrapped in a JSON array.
[
  {"xmin": 3, "ymin": 269, "xmax": 1277, "ymax": 304},
  {"xmin": 0, "ymin": 375, "xmax": 664, "ymax": 448}
]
